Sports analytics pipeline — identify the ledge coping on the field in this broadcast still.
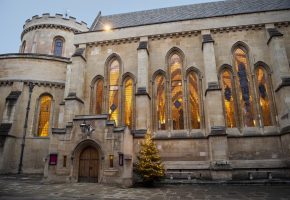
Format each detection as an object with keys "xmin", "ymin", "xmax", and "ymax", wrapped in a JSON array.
[{"xmin": 0, "ymin": 53, "xmax": 71, "ymax": 63}]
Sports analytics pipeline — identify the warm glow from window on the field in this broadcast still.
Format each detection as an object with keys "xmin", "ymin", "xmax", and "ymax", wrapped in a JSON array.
[
  {"xmin": 170, "ymin": 54, "xmax": 184, "ymax": 130},
  {"xmin": 95, "ymin": 79, "xmax": 103, "ymax": 114},
  {"xmin": 256, "ymin": 67, "xmax": 273, "ymax": 126},
  {"xmin": 38, "ymin": 95, "xmax": 52, "ymax": 137},
  {"xmin": 234, "ymin": 48, "xmax": 255, "ymax": 127},
  {"xmin": 155, "ymin": 75, "xmax": 166, "ymax": 130},
  {"xmin": 109, "ymin": 60, "xmax": 120, "ymax": 125},
  {"xmin": 221, "ymin": 70, "xmax": 237, "ymax": 128},
  {"xmin": 124, "ymin": 78, "xmax": 133, "ymax": 129},
  {"xmin": 188, "ymin": 71, "xmax": 200, "ymax": 129}
]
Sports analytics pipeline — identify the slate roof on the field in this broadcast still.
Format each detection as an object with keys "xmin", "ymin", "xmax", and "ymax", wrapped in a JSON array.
[{"xmin": 91, "ymin": 0, "xmax": 290, "ymax": 31}]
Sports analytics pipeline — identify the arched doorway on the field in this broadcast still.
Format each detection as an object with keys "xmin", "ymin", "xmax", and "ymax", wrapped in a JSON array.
[{"xmin": 78, "ymin": 146, "xmax": 99, "ymax": 182}]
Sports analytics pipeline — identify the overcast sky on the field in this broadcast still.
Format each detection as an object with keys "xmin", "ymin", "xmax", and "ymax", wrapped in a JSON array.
[{"xmin": 0, "ymin": 0, "xmax": 221, "ymax": 54}]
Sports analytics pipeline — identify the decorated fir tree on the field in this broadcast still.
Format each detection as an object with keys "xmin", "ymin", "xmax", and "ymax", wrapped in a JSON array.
[{"xmin": 135, "ymin": 132, "xmax": 165, "ymax": 184}]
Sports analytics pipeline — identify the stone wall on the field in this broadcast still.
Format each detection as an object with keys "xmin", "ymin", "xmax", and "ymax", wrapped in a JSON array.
[
  {"xmin": 1, "ymin": 5, "xmax": 290, "ymax": 183},
  {"xmin": 22, "ymin": 28, "xmax": 76, "ymax": 57},
  {"xmin": 228, "ymin": 136, "xmax": 283, "ymax": 160},
  {"xmin": 0, "ymin": 55, "xmax": 69, "ymax": 83},
  {"xmin": 21, "ymin": 13, "xmax": 88, "ymax": 57},
  {"xmin": 0, "ymin": 55, "xmax": 66, "ymax": 173}
]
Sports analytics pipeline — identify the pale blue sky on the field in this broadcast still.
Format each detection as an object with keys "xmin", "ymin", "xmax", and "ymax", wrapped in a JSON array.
[{"xmin": 0, "ymin": 0, "xmax": 221, "ymax": 54}]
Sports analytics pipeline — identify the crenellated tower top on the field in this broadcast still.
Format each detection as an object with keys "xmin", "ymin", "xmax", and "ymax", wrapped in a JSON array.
[{"xmin": 22, "ymin": 13, "xmax": 88, "ymax": 39}]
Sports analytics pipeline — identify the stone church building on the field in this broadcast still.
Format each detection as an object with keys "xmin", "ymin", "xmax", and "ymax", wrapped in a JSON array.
[{"xmin": 0, "ymin": 0, "xmax": 290, "ymax": 186}]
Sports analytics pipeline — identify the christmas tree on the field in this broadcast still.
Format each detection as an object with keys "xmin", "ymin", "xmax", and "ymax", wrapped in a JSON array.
[{"xmin": 135, "ymin": 132, "xmax": 165, "ymax": 184}]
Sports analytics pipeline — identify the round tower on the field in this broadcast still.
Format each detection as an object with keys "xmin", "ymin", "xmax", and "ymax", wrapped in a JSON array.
[{"xmin": 20, "ymin": 13, "xmax": 88, "ymax": 57}]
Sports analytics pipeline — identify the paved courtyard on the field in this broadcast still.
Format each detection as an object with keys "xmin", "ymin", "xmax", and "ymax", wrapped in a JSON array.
[{"xmin": 0, "ymin": 175, "xmax": 290, "ymax": 200}]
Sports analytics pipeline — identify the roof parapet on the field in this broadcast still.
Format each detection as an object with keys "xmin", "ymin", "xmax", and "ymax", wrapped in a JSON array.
[{"xmin": 23, "ymin": 13, "xmax": 89, "ymax": 32}]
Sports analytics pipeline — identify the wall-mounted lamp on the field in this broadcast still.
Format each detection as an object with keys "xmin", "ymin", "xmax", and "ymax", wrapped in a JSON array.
[
  {"xmin": 80, "ymin": 120, "xmax": 95, "ymax": 135},
  {"xmin": 109, "ymin": 154, "xmax": 114, "ymax": 168}
]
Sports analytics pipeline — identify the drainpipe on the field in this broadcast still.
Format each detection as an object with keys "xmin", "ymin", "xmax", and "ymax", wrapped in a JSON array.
[{"xmin": 18, "ymin": 82, "xmax": 34, "ymax": 174}]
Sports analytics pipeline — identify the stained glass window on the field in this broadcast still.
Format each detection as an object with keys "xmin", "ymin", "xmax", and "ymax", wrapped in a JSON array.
[
  {"xmin": 95, "ymin": 79, "xmax": 103, "ymax": 114},
  {"xmin": 170, "ymin": 54, "xmax": 184, "ymax": 130},
  {"xmin": 234, "ymin": 48, "xmax": 255, "ymax": 127},
  {"xmin": 37, "ymin": 95, "xmax": 52, "ymax": 137},
  {"xmin": 108, "ymin": 60, "xmax": 120, "ymax": 125},
  {"xmin": 221, "ymin": 70, "xmax": 237, "ymax": 128},
  {"xmin": 53, "ymin": 38, "xmax": 63, "ymax": 56},
  {"xmin": 188, "ymin": 71, "xmax": 200, "ymax": 129},
  {"xmin": 124, "ymin": 78, "xmax": 133, "ymax": 129},
  {"xmin": 155, "ymin": 74, "xmax": 166, "ymax": 130},
  {"xmin": 256, "ymin": 67, "xmax": 273, "ymax": 126}
]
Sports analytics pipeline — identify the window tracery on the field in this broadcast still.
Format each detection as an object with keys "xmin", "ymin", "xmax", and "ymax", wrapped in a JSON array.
[
  {"xmin": 37, "ymin": 95, "xmax": 52, "ymax": 137},
  {"xmin": 187, "ymin": 71, "xmax": 201, "ymax": 129},
  {"xmin": 108, "ymin": 59, "xmax": 120, "ymax": 125},
  {"xmin": 154, "ymin": 74, "xmax": 167, "ymax": 130},
  {"xmin": 95, "ymin": 79, "xmax": 103, "ymax": 114},
  {"xmin": 124, "ymin": 77, "xmax": 133, "ymax": 129},
  {"xmin": 233, "ymin": 47, "xmax": 255, "ymax": 127},
  {"xmin": 220, "ymin": 69, "xmax": 237, "ymax": 128},
  {"xmin": 170, "ymin": 54, "xmax": 184, "ymax": 130},
  {"xmin": 255, "ymin": 66, "xmax": 274, "ymax": 126}
]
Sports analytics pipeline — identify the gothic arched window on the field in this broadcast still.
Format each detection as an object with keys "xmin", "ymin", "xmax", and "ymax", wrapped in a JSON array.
[
  {"xmin": 37, "ymin": 95, "xmax": 52, "ymax": 137},
  {"xmin": 220, "ymin": 68, "xmax": 238, "ymax": 128},
  {"xmin": 154, "ymin": 74, "xmax": 167, "ymax": 130},
  {"xmin": 169, "ymin": 53, "xmax": 184, "ymax": 130},
  {"xmin": 187, "ymin": 71, "xmax": 201, "ymax": 129},
  {"xmin": 255, "ymin": 65, "xmax": 275, "ymax": 126},
  {"xmin": 95, "ymin": 79, "xmax": 104, "ymax": 114},
  {"xmin": 123, "ymin": 77, "xmax": 134, "ymax": 129},
  {"xmin": 233, "ymin": 47, "xmax": 255, "ymax": 127},
  {"xmin": 108, "ymin": 59, "xmax": 120, "ymax": 125},
  {"xmin": 53, "ymin": 37, "xmax": 64, "ymax": 56}
]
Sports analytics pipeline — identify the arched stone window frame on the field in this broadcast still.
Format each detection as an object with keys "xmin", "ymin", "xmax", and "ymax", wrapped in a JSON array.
[
  {"xmin": 152, "ymin": 69, "xmax": 168, "ymax": 131},
  {"xmin": 90, "ymin": 75, "xmax": 104, "ymax": 115},
  {"xmin": 21, "ymin": 40, "xmax": 26, "ymax": 53},
  {"xmin": 121, "ymin": 72, "xmax": 136, "ymax": 130},
  {"xmin": 253, "ymin": 61, "xmax": 277, "ymax": 128},
  {"xmin": 52, "ymin": 36, "xmax": 65, "ymax": 57},
  {"xmin": 185, "ymin": 66, "xmax": 204, "ymax": 131},
  {"xmin": 33, "ymin": 93, "xmax": 54, "ymax": 137},
  {"xmin": 218, "ymin": 64, "xmax": 240, "ymax": 129},
  {"xmin": 231, "ymin": 41, "xmax": 259, "ymax": 129},
  {"xmin": 104, "ymin": 53, "xmax": 123, "ymax": 126},
  {"xmin": 166, "ymin": 47, "xmax": 187, "ymax": 131}
]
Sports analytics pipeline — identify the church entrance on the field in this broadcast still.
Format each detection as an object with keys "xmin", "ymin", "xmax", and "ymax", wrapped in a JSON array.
[{"xmin": 78, "ymin": 146, "xmax": 99, "ymax": 182}]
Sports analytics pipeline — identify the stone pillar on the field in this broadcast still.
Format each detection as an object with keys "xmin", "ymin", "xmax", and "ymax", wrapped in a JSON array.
[
  {"xmin": 0, "ymin": 82, "xmax": 23, "ymax": 173},
  {"xmin": 202, "ymin": 30, "xmax": 225, "ymax": 135},
  {"xmin": 121, "ymin": 127, "xmax": 134, "ymax": 187},
  {"xmin": 63, "ymin": 45, "xmax": 86, "ymax": 124},
  {"xmin": 134, "ymin": 37, "xmax": 151, "ymax": 137},
  {"xmin": 266, "ymin": 24, "xmax": 290, "ymax": 133},
  {"xmin": 266, "ymin": 24, "xmax": 290, "ymax": 167},
  {"xmin": 137, "ymin": 37, "xmax": 149, "ymax": 90},
  {"xmin": 201, "ymin": 30, "xmax": 231, "ymax": 180}
]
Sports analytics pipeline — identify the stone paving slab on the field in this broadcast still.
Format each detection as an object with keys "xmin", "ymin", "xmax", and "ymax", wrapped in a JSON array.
[{"xmin": 0, "ymin": 175, "xmax": 290, "ymax": 199}]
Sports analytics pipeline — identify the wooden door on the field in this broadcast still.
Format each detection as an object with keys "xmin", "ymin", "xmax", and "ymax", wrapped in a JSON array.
[{"xmin": 78, "ymin": 147, "xmax": 99, "ymax": 182}]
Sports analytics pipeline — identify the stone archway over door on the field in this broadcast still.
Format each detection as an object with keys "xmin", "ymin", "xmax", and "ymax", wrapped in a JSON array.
[{"xmin": 78, "ymin": 147, "xmax": 99, "ymax": 182}]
